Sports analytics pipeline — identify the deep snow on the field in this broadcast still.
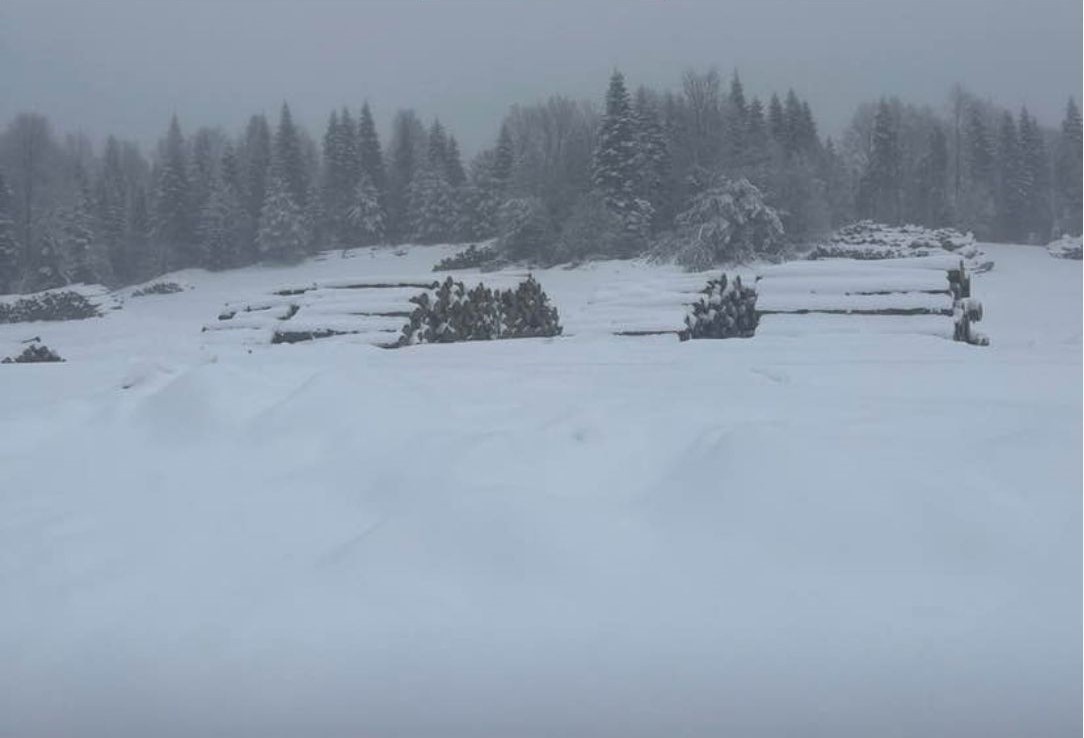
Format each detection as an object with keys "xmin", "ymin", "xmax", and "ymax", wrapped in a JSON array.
[{"xmin": 0, "ymin": 244, "xmax": 1080, "ymax": 738}]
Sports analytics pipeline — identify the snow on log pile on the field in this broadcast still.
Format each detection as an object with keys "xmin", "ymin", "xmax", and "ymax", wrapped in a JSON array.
[
  {"xmin": 810, "ymin": 221, "xmax": 993, "ymax": 272},
  {"xmin": 755, "ymin": 257, "xmax": 988, "ymax": 345},
  {"xmin": 1046, "ymin": 235, "xmax": 1082, "ymax": 260},
  {"xmin": 0, "ymin": 284, "xmax": 116, "ymax": 324},
  {"xmin": 203, "ymin": 274, "xmax": 534, "ymax": 347},
  {"xmin": 573, "ymin": 272, "xmax": 719, "ymax": 336}
]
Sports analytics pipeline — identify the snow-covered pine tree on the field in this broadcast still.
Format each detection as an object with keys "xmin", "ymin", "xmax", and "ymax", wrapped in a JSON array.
[
  {"xmin": 190, "ymin": 127, "xmax": 218, "ymax": 218},
  {"xmin": 591, "ymin": 70, "xmax": 653, "ymax": 254},
  {"xmin": 633, "ymin": 87, "xmax": 670, "ymax": 229},
  {"xmin": 153, "ymin": 115, "xmax": 195, "ymax": 271},
  {"xmin": 914, "ymin": 125, "xmax": 951, "ymax": 227},
  {"xmin": 61, "ymin": 164, "xmax": 112, "ymax": 285},
  {"xmin": 0, "ymin": 169, "xmax": 22, "ymax": 294},
  {"xmin": 271, "ymin": 103, "xmax": 309, "ymax": 214},
  {"xmin": 493, "ymin": 122, "xmax": 515, "ymax": 191},
  {"xmin": 1017, "ymin": 108, "xmax": 1049, "ymax": 241},
  {"xmin": 726, "ymin": 72, "xmax": 748, "ymax": 168},
  {"xmin": 125, "ymin": 185, "xmax": 153, "ymax": 280},
  {"xmin": 387, "ymin": 109, "xmax": 424, "ymax": 242},
  {"xmin": 198, "ymin": 162, "xmax": 246, "ymax": 270},
  {"xmin": 257, "ymin": 176, "xmax": 308, "ymax": 262},
  {"xmin": 408, "ymin": 165, "xmax": 457, "ymax": 244},
  {"xmin": 357, "ymin": 102, "xmax": 388, "ymax": 211},
  {"xmin": 995, "ymin": 111, "xmax": 1024, "ymax": 241},
  {"xmin": 1055, "ymin": 98, "xmax": 1083, "ymax": 236},
  {"xmin": 241, "ymin": 114, "xmax": 272, "ymax": 257},
  {"xmin": 30, "ymin": 224, "xmax": 66, "ymax": 292},
  {"xmin": 669, "ymin": 177, "xmax": 784, "ymax": 268},
  {"xmin": 445, "ymin": 135, "xmax": 466, "ymax": 188},
  {"xmin": 348, "ymin": 172, "xmax": 386, "ymax": 246},
  {"xmin": 858, "ymin": 100, "xmax": 901, "ymax": 224},
  {"xmin": 768, "ymin": 93, "xmax": 786, "ymax": 145},
  {"xmin": 95, "ymin": 136, "xmax": 128, "ymax": 280},
  {"xmin": 320, "ymin": 110, "xmax": 353, "ymax": 247}
]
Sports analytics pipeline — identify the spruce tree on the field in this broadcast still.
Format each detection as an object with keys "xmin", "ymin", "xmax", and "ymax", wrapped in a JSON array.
[
  {"xmin": 1055, "ymin": 98, "xmax": 1083, "ymax": 236},
  {"xmin": 0, "ymin": 169, "xmax": 21, "ymax": 293},
  {"xmin": 493, "ymin": 122, "xmax": 515, "ymax": 190},
  {"xmin": 348, "ymin": 172, "xmax": 386, "ymax": 246},
  {"xmin": 726, "ymin": 72, "xmax": 748, "ymax": 167},
  {"xmin": 241, "ymin": 114, "xmax": 272, "ymax": 255},
  {"xmin": 995, "ymin": 111, "xmax": 1024, "ymax": 241},
  {"xmin": 858, "ymin": 100, "xmax": 901, "ymax": 224},
  {"xmin": 357, "ymin": 102, "xmax": 387, "ymax": 210},
  {"xmin": 61, "ymin": 166, "xmax": 108, "ymax": 284},
  {"xmin": 257, "ymin": 176, "xmax": 307, "ymax": 262},
  {"xmin": 914, "ymin": 125, "xmax": 951, "ymax": 227},
  {"xmin": 633, "ymin": 87, "xmax": 670, "ymax": 227},
  {"xmin": 768, "ymin": 93, "xmax": 786, "ymax": 145},
  {"xmin": 96, "ymin": 136, "xmax": 128, "ymax": 280},
  {"xmin": 198, "ymin": 146, "xmax": 246, "ymax": 270},
  {"xmin": 153, "ymin": 115, "xmax": 194, "ymax": 271},
  {"xmin": 1017, "ymin": 108, "xmax": 1049, "ymax": 241},
  {"xmin": 445, "ymin": 135, "xmax": 467, "ymax": 188},
  {"xmin": 408, "ymin": 166, "xmax": 457, "ymax": 244},
  {"xmin": 271, "ymin": 103, "xmax": 309, "ymax": 213},
  {"xmin": 591, "ymin": 70, "xmax": 653, "ymax": 252},
  {"xmin": 387, "ymin": 109, "xmax": 424, "ymax": 242}
]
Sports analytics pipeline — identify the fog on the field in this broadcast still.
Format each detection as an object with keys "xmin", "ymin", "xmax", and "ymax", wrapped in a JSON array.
[{"xmin": 2, "ymin": 0, "xmax": 1080, "ymax": 150}]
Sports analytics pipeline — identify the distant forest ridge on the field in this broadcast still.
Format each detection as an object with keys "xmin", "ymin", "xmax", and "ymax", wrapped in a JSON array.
[{"xmin": 0, "ymin": 69, "xmax": 1080, "ymax": 293}]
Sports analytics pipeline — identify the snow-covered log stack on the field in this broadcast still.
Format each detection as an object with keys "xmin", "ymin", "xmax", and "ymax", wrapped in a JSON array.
[
  {"xmin": 0, "ymin": 284, "xmax": 113, "ymax": 324},
  {"xmin": 754, "ymin": 256, "xmax": 988, "ymax": 346},
  {"xmin": 679, "ymin": 273, "xmax": 758, "ymax": 340},
  {"xmin": 810, "ymin": 221, "xmax": 992, "ymax": 273},
  {"xmin": 1046, "ymin": 235, "xmax": 1082, "ymax": 260}
]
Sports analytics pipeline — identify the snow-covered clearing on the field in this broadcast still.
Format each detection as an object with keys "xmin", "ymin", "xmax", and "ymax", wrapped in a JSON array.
[{"xmin": 1, "ymin": 244, "xmax": 1080, "ymax": 737}]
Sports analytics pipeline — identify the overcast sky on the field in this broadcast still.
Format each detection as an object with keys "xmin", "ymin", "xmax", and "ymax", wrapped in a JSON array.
[{"xmin": 1, "ymin": 0, "xmax": 1080, "ymax": 154}]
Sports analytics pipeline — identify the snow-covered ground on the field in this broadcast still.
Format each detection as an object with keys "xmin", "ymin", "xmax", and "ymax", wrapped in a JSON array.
[{"xmin": 1, "ymin": 244, "xmax": 1080, "ymax": 738}]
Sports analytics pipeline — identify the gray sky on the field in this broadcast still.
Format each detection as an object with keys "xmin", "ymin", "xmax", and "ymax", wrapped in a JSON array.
[{"xmin": 1, "ymin": 0, "xmax": 1080, "ymax": 154}]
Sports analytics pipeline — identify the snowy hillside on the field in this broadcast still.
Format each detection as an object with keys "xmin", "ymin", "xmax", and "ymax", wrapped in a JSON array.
[{"xmin": 0, "ymin": 243, "xmax": 1080, "ymax": 737}]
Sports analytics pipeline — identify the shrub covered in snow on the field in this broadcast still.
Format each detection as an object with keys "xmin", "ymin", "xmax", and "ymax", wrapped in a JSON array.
[
  {"xmin": 432, "ymin": 243, "xmax": 501, "ymax": 272},
  {"xmin": 2, "ymin": 343, "xmax": 65, "ymax": 363},
  {"xmin": 399, "ymin": 275, "xmax": 561, "ymax": 346},
  {"xmin": 132, "ymin": 281, "xmax": 185, "ymax": 297},
  {"xmin": 1046, "ymin": 235, "xmax": 1082, "ymax": 260},
  {"xmin": 656, "ymin": 178, "xmax": 784, "ymax": 270},
  {"xmin": 679, "ymin": 273, "xmax": 759, "ymax": 340},
  {"xmin": 0, "ymin": 290, "xmax": 101, "ymax": 323}
]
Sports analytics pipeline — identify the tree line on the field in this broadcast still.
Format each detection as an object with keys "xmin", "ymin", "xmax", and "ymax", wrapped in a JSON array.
[{"xmin": 0, "ymin": 69, "xmax": 1080, "ymax": 293}]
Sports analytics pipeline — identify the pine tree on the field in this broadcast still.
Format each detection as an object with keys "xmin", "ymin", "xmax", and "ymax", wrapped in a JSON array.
[
  {"xmin": 591, "ymin": 70, "xmax": 653, "ymax": 252},
  {"xmin": 241, "ymin": 114, "xmax": 272, "ymax": 256},
  {"xmin": 271, "ymin": 103, "xmax": 309, "ymax": 213},
  {"xmin": 125, "ymin": 185, "xmax": 152, "ymax": 280},
  {"xmin": 633, "ymin": 87, "xmax": 671, "ymax": 227},
  {"xmin": 321, "ymin": 110, "xmax": 352, "ymax": 246},
  {"xmin": 768, "ymin": 93, "xmax": 786, "ymax": 145},
  {"xmin": 357, "ymin": 102, "xmax": 387, "ymax": 210},
  {"xmin": 914, "ymin": 125, "xmax": 951, "ymax": 227},
  {"xmin": 198, "ymin": 147, "xmax": 246, "ymax": 270},
  {"xmin": 1017, "ymin": 108, "xmax": 1050, "ymax": 241},
  {"xmin": 348, "ymin": 172, "xmax": 386, "ymax": 246},
  {"xmin": 444, "ymin": 135, "xmax": 466, "ymax": 188},
  {"xmin": 257, "ymin": 176, "xmax": 307, "ymax": 262},
  {"xmin": 61, "ymin": 165, "xmax": 109, "ymax": 284},
  {"xmin": 493, "ymin": 122, "xmax": 515, "ymax": 190},
  {"xmin": 1055, "ymin": 98, "xmax": 1083, "ymax": 236},
  {"xmin": 995, "ymin": 111, "xmax": 1024, "ymax": 241},
  {"xmin": 387, "ymin": 109, "xmax": 424, "ymax": 242},
  {"xmin": 190, "ymin": 127, "xmax": 217, "ymax": 217},
  {"xmin": 726, "ymin": 72, "xmax": 748, "ymax": 167},
  {"xmin": 96, "ymin": 136, "xmax": 128, "ymax": 280},
  {"xmin": 408, "ymin": 165, "xmax": 457, "ymax": 244},
  {"xmin": 153, "ymin": 114, "xmax": 195, "ymax": 270},
  {"xmin": 0, "ymin": 169, "xmax": 21, "ymax": 293},
  {"xmin": 858, "ymin": 100, "xmax": 901, "ymax": 223}
]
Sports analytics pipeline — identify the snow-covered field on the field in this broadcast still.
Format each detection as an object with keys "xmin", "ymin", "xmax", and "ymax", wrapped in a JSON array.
[{"xmin": 1, "ymin": 244, "xmax": 1080, "ymax": 738}]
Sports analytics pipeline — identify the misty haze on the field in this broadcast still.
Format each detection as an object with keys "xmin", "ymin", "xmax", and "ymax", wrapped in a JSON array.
[{"xmin": 0, "ymin": 1, "xmax": 1081, "ymax": 737}]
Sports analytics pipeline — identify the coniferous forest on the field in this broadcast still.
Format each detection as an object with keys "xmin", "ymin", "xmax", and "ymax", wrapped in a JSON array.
[{"xmin": 0, "ymin": 70, "xmax": 1080, "ymax": 293}]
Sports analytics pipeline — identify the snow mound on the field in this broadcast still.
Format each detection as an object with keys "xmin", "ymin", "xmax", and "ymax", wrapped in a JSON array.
[
  {"xmin": 810, "ymin": 221, "xmax": 992, "ymax": 271},
  {"xmin": 1046, "ymin": 234, "xmax": 1082, "ymax": 260}
]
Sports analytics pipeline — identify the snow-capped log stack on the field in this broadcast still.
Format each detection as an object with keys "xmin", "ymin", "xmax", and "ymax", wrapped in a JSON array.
[
  {"xmin": 679, "ymin": 273, "xmax": 758, "ymax": 340},
  {"xmin": 0, "ymin": 284, "xmax": 114, "ymax": 324},
  {"xmin": 754, "ymin": 256, "xmax": 988, "ymax": 345},
  {"xmin": 810, "ymin": 221, "xmax": 993, "ymax": 273},
  {"xmin": 398, "ymin": 275, "xmax": 561, "ymax": 346},
  {"xmin": 1046, "ymin": 235, "xmax": 1082, "ymax": 260}
]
